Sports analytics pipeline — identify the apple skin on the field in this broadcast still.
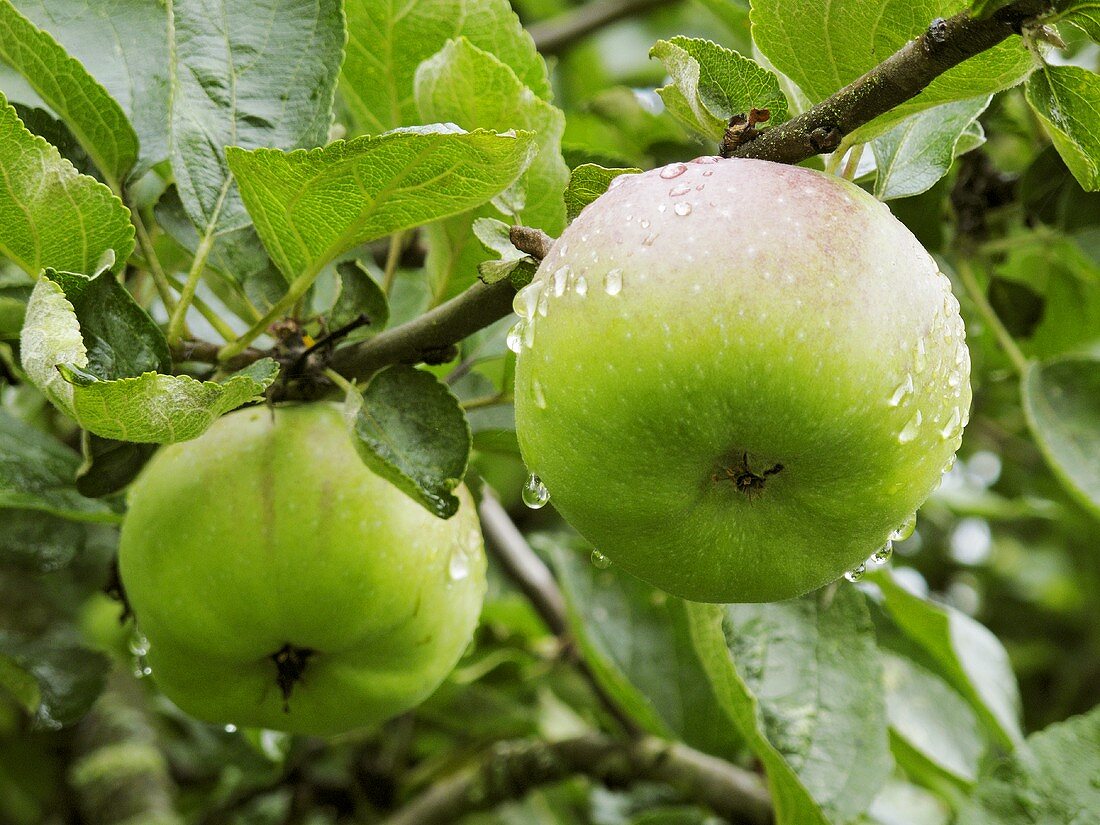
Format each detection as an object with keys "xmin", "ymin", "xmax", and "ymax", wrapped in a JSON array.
[
  {"xmin": 118, "ymin": 403, "xmax": 486, "ymax": 735},
  {"xmin": 513, "ymin": 157, "xmax": 970, "ymax": 603}
]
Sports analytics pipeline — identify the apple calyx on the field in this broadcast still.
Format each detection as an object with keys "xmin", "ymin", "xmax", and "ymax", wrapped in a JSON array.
[
  {"xmin": 272, "ymin": 643, "xmax": 314, "ymax": 711},
  {"xmin": 714, "ymin": 452, "xmax": 785, "ymax": 499}
]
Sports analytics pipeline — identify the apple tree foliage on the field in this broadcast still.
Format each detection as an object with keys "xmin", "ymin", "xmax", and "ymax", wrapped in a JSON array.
[{"xmin": 0, "ymin": 0, "xmax": 1099, "ymax": 823}]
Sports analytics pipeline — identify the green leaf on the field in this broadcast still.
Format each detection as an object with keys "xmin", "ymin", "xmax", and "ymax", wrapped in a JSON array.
[
  {"xmin": 1024, "ymin": 64, "xmax": 1100, "ymax": 191},
  {"xmin": 0, "ymin": 0, "xmax": 137, "ymax": 187},
  {"xmin": 564, "ymin": 164, "xmax": 642, "ymax": 222},
  {"xmin": 1022, "ymin": 355, "xmax": 1100, "ymax": 517},
  {"xmin": 54, "ymin": 361, "xmax": 278, "ymax": 443},
  {"xmin": 882, "ymin": 651, "xmax": 984, "ymax": 785},
  {"xmin": 344, "ymin": 365, "xmax": 471, "ymax": 519},
  {"xmin": 7, "ymin": 0, "xmax": 169, "ymax": 178},
  {"xmin": 872, "ymin": 96, "xmax": 991, "ymax": 200},
  {"xmin": 0, "ymin": 638, "xmax": 109, "ymax": 729},
  {"xmin": 20, "ymin": 271, "xmax": 278, "ymax": 442},
  {"xmin": 1056, "ymin": 0, "xmax": 1100, "ymax": 41},
  {"xmin": 75, "ymin": 433, "xmax": 156, "ymax": 498},
  {"xmin": 331, "ymin": 260, "xmax": 389, "ymax": 332},
  {"xmin": 12, "ymin": 103, "xmax": 95, "ymax": 177},
  {"xmin": 154, "ymin": 185, "xmax": 284, "ymax": 314},
  {"xmin": 472, "ymin": 217, "xmax": 538, "ymax": 285},
  {"xmin": 0, "ymin": 652, "xmax": 40, "ymax": 714},
  {"xmin": 0, "ymin": 94, "xmax": 134, "ymax": 276},
  {"xmin": 541, "ymin": 533, "xmax": 742, "ymax": 759},
  {"xmin": 415, "ymin": 38, "xmax": 567, "ymax": 302},
  {"xmin": 340, "ymin": 0, "xmax": 549, "ymax": 133},
  {"xmin": 168, "ymin": 0, "xmax": 345, "ymax": 252},
  {"xmin": 868, "ymin": 780, "xmax": 950, "ymax": 825},
  {"xmin": 958, "ymin": 706, "xmax": 1100, "ymax": 824},
  {"xmin": 750, "ymin": 0, "xmax": 1034, "ymax": 139},
  {"xmin": 0, "ymin": 407, "xmax": 119, "ymax": 522},
  {"xmin": 0, "ymin": 509, "xmax": 84, "ymax": 572},
  {"xmin": 687, "ymin": 588, "xmax": 890, "ymax": 825},
  {"xmin": 650, "ymin": 36, "xmax": 788, "ymax": 142},
  {"xmin": 871, "ymin": 570, "xmax": 1023, "ymax": 747},
  {"xmin": 227, "ymin": 127, "xmax": 536, "ymax": 282}
]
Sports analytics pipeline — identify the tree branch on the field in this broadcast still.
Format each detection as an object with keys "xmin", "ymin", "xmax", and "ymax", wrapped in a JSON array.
[
  {"xmin": 477, "ymin": 491, "xmax": 642, "ymax": 735},
  {"xmin": 726, "ymin": 0, "xmax": 1052, "ymax": 163},
  {"xmin": 328, "ymin": 277, "xmax": 519, "ymax": 382},
  {"xmin": 527, "ymin": 0, "xmax": 682, "ymax": 56},
  {"xmin": 382, "ymin": 732, "xmax": 772, "ymax": 825}
]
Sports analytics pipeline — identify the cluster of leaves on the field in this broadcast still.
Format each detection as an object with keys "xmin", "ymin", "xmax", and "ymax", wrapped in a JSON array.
[{"xmin": 0, "ymin": 0, "xmax": 1099, "ymax": 823}]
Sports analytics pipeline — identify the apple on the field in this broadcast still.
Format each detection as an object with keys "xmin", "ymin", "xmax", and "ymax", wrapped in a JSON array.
[
  {"xmin": 512, "ymin": 157, "xmax": 970, "ymax": 603},
  {"xmin": 118, "ymin": 403, "xmax": 486, "ymax": 735}
]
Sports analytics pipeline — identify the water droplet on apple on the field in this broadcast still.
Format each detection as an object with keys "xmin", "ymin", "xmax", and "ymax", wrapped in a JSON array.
[
  {"xmin": 914, "ymin": 339, "xmax": 927, "ymax": 373},
  {"xmin": 533, "ymin": 379, "xmax": 547, "ymax": 409},
  {"xmin": 898, "ymin": 410, "xmax": 923, "ymax": 444},
  {"xmin": 522, "ymin": 473, "xmax": 550, "ymax": 509},
  {"xmin": 691, "ymin": 155, "xmax": 719, "ymax": 164},
  {"xmin": 844, "ymin": 563, "xmax": 866, "ymax": 582},
  {"xmin": 887, "ymin": 374, "xmax": 914, "ymax": 407},
  {"xmin": 669, "ymin": 183, "xmax": 691, "ymax": 197},
  {"xmin": 890, "ymin": 513, "xmax": 917, "ymax": 542},
  {"xmin": 943, "ymin": 454, "xmax": 957, "ymax": 474},
  {"xmin": 659, "ymin": 162, "xmax": 688, "ymax": 179},
  {"xmin": 869, "ymin": 541, "xmax": 894, "ymax": 566},
  {"xmin": 643, "ymin": 233, "xmax": 657, "ymax": 246},
  {"xmin": 939, "ymin": 406, "xmax": 963, "ymax": 440},
  {"xmin": 224, "ymin": 724, "xmax": 238, "ymax": 733},
  {"xmin": 640, "ymin": 218, "xmax": 651, "ymax": 229},
  {"xmin": 506, "ymin": 322, "xmax": 524, "ymax": 354},
  {"xmin": 523, "ymin": 318, "xmax": 536, "ymax": 348},
  {"xmin": 448, "ymin": 544, "xmax": 471, "ymax": 581},
  {"xmin": 604, "ymin": 269, "xmax": 623, "ymax": 296},
  {"xmin": 702, "ymin": 169, "xmax": 714, "ymax": 176},
  {"xmin": 590, "ymin": 550, "xmax": 612, "ymax": 569},
  {"xmin": 129, "ymin": 630, "xmax": 150, "ymax": 657},
  {"xmin": 574, "ymin": 275, "xmax": 588, "ymax": 297},
  {"xmin": 512, "ymin": 280, "xmax": 540, "ymax": 320},
  {"xmin": 674, "ymin": 202, "xmax": 692, "ymax": 216},
  {"xmin": 552, "ymin": 266, "xmax": 570, "ymax": 296},
  {"xmin": 537, "ymin": 289, "xmax": 549, "ymax": 317}
]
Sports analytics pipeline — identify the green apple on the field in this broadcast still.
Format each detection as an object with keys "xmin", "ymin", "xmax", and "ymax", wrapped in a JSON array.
[
  {"xmin": 118, "ymin": 403, "xmax": 486, "ymax": 735},
  {"xmin": 513, "ymin": 157, "xmax": 970, "ymax": 603}
]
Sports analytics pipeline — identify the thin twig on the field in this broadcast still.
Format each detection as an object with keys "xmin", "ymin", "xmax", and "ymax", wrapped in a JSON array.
[
  {"xmin": 382, "ymin": 732, "xmax": 772, "ymax": 825},
  {"xmin": 527, "ymin": 0, "xmax": 682, "ymax": 56},
  {"xmin": 382, "ymin": 231, "xmax": 407, "ymax": 294},
  {"xmin": 955, "ymin": 257, "xmax": 1030, "ymax": 375},
  {"xmin": 129, "ymin": 207, "xmax": 180, "ymax": 316},
  {"xmin": 477, "ymin": 492, "xmax": 641, "ymax": 735}
]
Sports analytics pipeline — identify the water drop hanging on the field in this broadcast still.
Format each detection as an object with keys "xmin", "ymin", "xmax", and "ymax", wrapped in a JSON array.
[
  {"xmin": 590, "ymin": 550, "xmax": 612, "ymax": 569},
  {"xmin": 604, "ymin": 269, "xmax": 623, "ymax": 296},
  {"xmin": 890, "ymin": 513, "xmax": 917, "ymax": 542},
  {"xmin": 522, "ymin": 473, "xmax": 550, "ymax": 509},
  {"xmin": 844, "ymin": 563, "xmax": 866, "ymax": 582},
  {"xmin": 506, "ymin": 322, "xmax": 524, "ymax": 354},
  {"xmin": 869, "ymin": 541, "xmax": 894, "ymax": 566}
]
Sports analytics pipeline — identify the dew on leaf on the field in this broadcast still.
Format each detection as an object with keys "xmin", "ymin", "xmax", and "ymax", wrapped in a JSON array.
[{"xmin": 590, "ymin": 550, "xmax": 612, "ymax": 569}]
